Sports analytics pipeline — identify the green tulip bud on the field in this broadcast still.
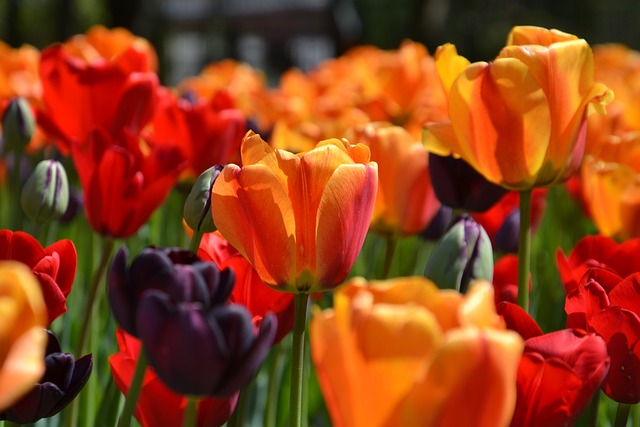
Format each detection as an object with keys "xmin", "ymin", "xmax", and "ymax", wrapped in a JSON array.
[
  {"xmin": 21, "ymin": 160, "xmax": 69, "ymax": 224},
  {"xmin": 184, "ymin": 165, "xmax": 223, "ymax": 233},
  {"xmin": 424, "ymin": 214, "xmax": 493, "ymax": 293},
  {"xmin": 2, "ymin": 97, "xmax": 35, "ymax": 154}
]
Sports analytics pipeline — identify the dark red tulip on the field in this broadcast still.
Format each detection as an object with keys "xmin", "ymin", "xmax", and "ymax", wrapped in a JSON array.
[
  {"xmin": 38, "ymin": 45, "xmax": 157, "ymax": 152},
  {"xmin": 0, "ymin": 330, "xmax": 92, "ymax": 423},
  {"xmin": 109, "ymin": 328, "xmax": 237, "ymax": 427},
  {"xmin": 498, "ymin": 302, "xmax": 610, "ymax": 426},
  {"xmin": 197, "ymin": 231, "xmax": 294, "ymax": 343},
  {"xmin": 565, "ymin": 268, "xmax": 640, "ymax": 403},
  {"xmin": 150, "ymin": 88, "xmax": 246, "ymax": 177},
  {"xmin": 428, "ymin": 153, "xmax": 507, "ymax": 212},
  {"xmin": 0, "ymin": 229, "xmax": 77, "ymax": 325},
  {"xmin": 492, "ymin": 255, "xmax": 532, "ymax": 305},
  {"xmin": 71, "ymin": 128, "xmax": 185, "ymax": 237}
]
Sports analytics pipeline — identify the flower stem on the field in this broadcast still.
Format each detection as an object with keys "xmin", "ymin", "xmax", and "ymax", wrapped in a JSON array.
[
  {"xmin": 290, "ymin": 292, "xmax": 310, "ymax": 427},
  {"xmin": 183, "ymin": 396, "xmax": 198, "ymax": 427},
  {"xmin": 117, "ymin": 349, "xmax": 148, "ymax": 427},
  {"xmin": 583, "ymin": 389, "xmax": 601, "ymax": 427},
  {"xmin": 227, "ymin": 386, "xmax": 247, "ymax": 427},
  {"xmin": 382, "ymin": 235, "xmax": 397, "ymax": 279},
  {"xmin": 188, "ymin": 230, "xmax": 204, "ymax": 254},
  {"xmin": 517, "ymin": 189, "xmax": 532, "ymax": 312},
  {"xmin": 614, "ymin": 403, "xmax": 631, "ymax": 427},
  {"xmin": 12, "ymin": 151, "xmax": 23, "ymax": 231},
  {"xmin": 75, "ymin": 238, "xmax": 115, "ymax": 355},
  {"xmin": 38, "ymin": 221, "xmax": 50, "ymax": 247}
]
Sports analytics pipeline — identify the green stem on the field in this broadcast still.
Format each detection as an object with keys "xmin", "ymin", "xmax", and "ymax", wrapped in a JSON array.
[
  {"xmin": 12, "ymin": 151, "xmax": 23, "ymax": 231},
  {"xmin": 117, "ymin": 349, "xmax": 148, "ymax": 427},
  {"xmin": 583, "ymin": 388, "xmax": 601, "ymax": 427},
  {"xmin": 517, "ymin": 189, "xmax": 532, "ymax": 312},
  {"xmin": 188, "ymin": 230, "xmax": 204, "ymax": 254},
  {"xmin": 183, "ymin": 396, "xmax": 198, "ymax": 427},
  {"xmin": 290, "ymin": 292, "xmax": 310, "ymax": 427},
  {"xmin": 227, "ymin": 386, "xmax": 247, "ymax": 427},
  {"xmin": 75, "ymin": 238, "xmax": 115, "ymax": 355},
  {"xmin": 265, "ymin": 342, "xmax": 285, "ymax": 427},
  {"xmin": 38, "ymin": 221, "xmax": 50, "ymax": 247},
  {"xmin": 614, "ymin": 403, "xmax": 632, "ymax": 427},
  {"xmin": 381, "ymin": 235, "xmax": 397, "ymax": 279}
]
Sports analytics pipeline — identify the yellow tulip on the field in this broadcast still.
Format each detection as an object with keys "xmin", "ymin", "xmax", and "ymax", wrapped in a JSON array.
[
  {"xmin": 310, "ymin": 277, "xmax": 523, "ymax": 427},
  {"xmin": 0, "ymin": 261, "xmax": 47, "ymax": 411},
  {"xmin": 425, "ymin": 26, "xmax": 612, "ymax": 190},
  {"xmin": 211, "ymin": 131, "xmax": 378, "ymax": 292}
]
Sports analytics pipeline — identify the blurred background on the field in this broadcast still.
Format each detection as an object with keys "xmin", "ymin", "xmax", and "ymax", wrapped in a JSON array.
[{"xmin": 2, "ymin": 0, "xmax": 639, "ymax": 85}]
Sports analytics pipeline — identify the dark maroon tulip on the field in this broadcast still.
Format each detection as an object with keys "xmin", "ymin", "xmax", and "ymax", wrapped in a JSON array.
[
  {"xmin": 0, "ymin": 330, "xmax": 93, "ymax": 423},
  {"xmin": 428, "ymin": 153, "xmax": 507, "ymax": 212},
  {"xmin": 108, "ymin": 246, "xmax": 232, "ymax": 337},
  {"xmin": 420, "ymin": 205, "xmax": 452, "ymax": 241}
]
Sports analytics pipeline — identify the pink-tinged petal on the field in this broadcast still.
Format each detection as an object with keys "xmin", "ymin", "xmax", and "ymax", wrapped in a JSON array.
[
  {"xmin": 211, "ymin": 164, "xmax": 297, "ymax": 290},
  {"xmin": 589, "ymin": 308, "xmax": 640, "ymax": 403},
  {"xmin": 496, "ymin": 301, "xmax": 543, "ymax": 340},
  {"xmin": 315, "ymin": 162, "xmax": 378, "ymax": 290},
  {"xmin": 608, "ymin": 272, "xmax": 640, "ymax": 319}
]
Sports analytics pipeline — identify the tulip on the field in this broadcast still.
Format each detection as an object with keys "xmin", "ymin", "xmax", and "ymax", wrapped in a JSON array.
[
  {"xmin": 109, "ymin": 328, "xmax": 238, "ymax": 427},
  {"xmin": 108, "ymin": 246, "xmax": 277, "ymax": 397},
  {"xmin": 425, "ymin": 26, "xmax": 613, "ymax": 190},
  {"xmin": 497, "ymin": 302, "xmax": 610, "ymax": 426},
  {"xmin": 21, "ymin": 159, "xmax": 69, "ymax": 224},
  {"xmin": 428, "ymin": 153, "xmax": 507, "ymax": 212},
  {"xmin": 0, "ymin": 330, "xmax": 92, "ymax": 423},
  {"xmin": 492, "ymin": 254, "xmax": 532, "ymax": 305},
  {"xmin": 0, "ymin": 230, "xmax": 77, "ymax": 325},
  {"xmin": 197, "ymin": 231, "xmax": 294, "ymax": 343},
  {"xmin": 184, "ymin": 165, "xmax": 223, "ymax": 235},
  {"xmin": 71, "ymin": 128, "xmax": 185, "ymax": 238},
  {"xmin": 310, "ymin": 277, "xmax": 523, "ymax": 427},
  {"xmin": 0, "ymin": 261, "xmax": 48, "ymax": 411},
  {"xmin": 424, "ymin": 214, "xmax": 493, "ymax": 292},
  {"xmin": 2, "ymin": 97, "xmax": 35, "ymax": 153},
  {"xmin": 564, "ymin": 268, "xmax": 640, "ymax": 403},
  {"xmin": 419, "ymin": 205, "xmax": 452, "ymax": 241},
  {"xmin": 211, "ymin": 130, "xmax": 378, "ymax": 293},
  {"xmin": 346, "ymin": 122, "xmax": 440, "ymax": 236}
]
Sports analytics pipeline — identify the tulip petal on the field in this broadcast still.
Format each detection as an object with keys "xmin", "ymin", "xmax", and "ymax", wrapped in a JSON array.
[
  {"xmin": 496, "ymin": 301, "xmax": 543, "ymax": 340},
  {"xmin": 315, "ymin": 162, "xmax": 378, "ymax": 289},
  {"xmin": 608, "ymin": 272, "xmax": 640, "ymax": 316}
]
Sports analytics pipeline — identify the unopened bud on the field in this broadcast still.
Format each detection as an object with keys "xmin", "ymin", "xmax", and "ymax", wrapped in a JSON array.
[
  {"xmin": 21, "ymin": 160, "xmax": 69, "ymax": 224},
  {"xmin": 424, "ymin": 214, "xmax": 493, "ymax": 293},
  {"xmin": 3, "ymin": 97, "xmax": 35, "ymax": 154},
  {"xmin": 183, "ymin": 165, "xmax": 223, "ymax": 233}
]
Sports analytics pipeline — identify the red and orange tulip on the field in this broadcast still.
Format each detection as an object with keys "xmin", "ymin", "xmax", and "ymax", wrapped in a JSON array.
[
  {"xmin": 347, "ymin": 122, "xmax": 440, "ymax": 235},
  {"xmin": 310, "ymin": 277, "xmax": 523, "ymax": 427},
  {"xmin": 0, "ymin": 261, "xmax": 47, "ymax": 412},
  {"xmin": 425, "ymin": 26, "xmax": 613, "ymax": 190},
  {"xmin": 211, "ymin": 131, "xmax": 378, "ymax": 292}
]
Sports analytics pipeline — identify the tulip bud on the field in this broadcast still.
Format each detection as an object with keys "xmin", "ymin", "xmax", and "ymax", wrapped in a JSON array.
[
  {"xmin": 428, "ymin": 153, "xmax": 507, "ymax": 212},
  {"xmin": 2, "ymin": 97, "xmax": 35, "ymax": 154},
  {"xmin": 184, "ymin": 165, "xmax": 223, "ymax": 233},
  {"xmin": 0, "ymin": 330, "xmax": 93, "ymax": 424},
  {"xmin": 21, "ymin": 160, "xmax": 69, "ymax": 224},
  {"xmin": 424, "ymin": 214, "xmax": 493, "ymax": 293}
]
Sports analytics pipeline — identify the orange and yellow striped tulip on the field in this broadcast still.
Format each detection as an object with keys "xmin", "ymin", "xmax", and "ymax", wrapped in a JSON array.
[
  {"xmin": 0, "ymin": 261, "xmax": 47, "ymax": 411},
  {"xmin": 347, "ymin": 122, "xmax": 440, "ymax": 235},
  {"xmin": 310, "ymin": 277, "xmax": 523, "ymax": 427},
  {"xmin": 211, "ymin": 131, "xmax": 378, "ymax": 292},
  {"xmin": 425, "ymin": 26, "xmax": 612, "ymax": 190}
]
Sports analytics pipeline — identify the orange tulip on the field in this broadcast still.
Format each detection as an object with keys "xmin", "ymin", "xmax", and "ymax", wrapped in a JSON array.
[
  {"xmin": 211, "ymin": 131, "xmax": 378, "ymax": 292},
  {"xmin": 310, "ymin": 277, "xmax": 523, "ymax": 427},
  {"xmin": 347, "ymin": 122, "xmax": 440, "ymax": 235},
  {"xmin": 425, "ymin": 26, "xmax": 612, "ymax": 190},
  {"xmin": 0, "ymin": 261, "xmax": 47, "ymax": 411}
]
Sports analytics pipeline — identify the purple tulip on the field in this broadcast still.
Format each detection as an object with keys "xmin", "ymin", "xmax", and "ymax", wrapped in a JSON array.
[
  {"xmin": 428, "ymin": 153, "xmax": 507, "ymax": 212},
  {"xmin": 0, "ymin": 330, "xmax": 92, "ymax": 423}
]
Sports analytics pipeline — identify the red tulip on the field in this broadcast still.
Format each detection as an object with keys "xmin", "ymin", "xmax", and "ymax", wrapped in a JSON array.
[
  {"xmin": 38, "ymin": 45, "xmax": 157, "ymax": 152},
  {"xmin": 71, "ymin": 128, "xmax": 185, "ymax": 237},
  {"xmin": 497, "ymin": 302, "xmax": 610, "ymax": 425},
  {"xmin": 564, "ymin": 268, "xmax": 640, "ymax": 403},
  {"xmin": 109, "ymin": 329, "xmax": 237, "ymax": 427},
  {"xmin": 150, "ymin": 88, "xmax": 246, "ymax": 177},
  {"xmin": 557, "ymin": 234, "xmax": 640, "ymax": 293},
  {"xmin": 0, "ymin": 229, "xmax": 77, "ymax": 325},
  {"xmin": 197, "ymin": 232, "xmax": 294, "ymax": 343},
  {"xmin": 492, "ymin": 254, "xmax": 531, "ymax": 305}
]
